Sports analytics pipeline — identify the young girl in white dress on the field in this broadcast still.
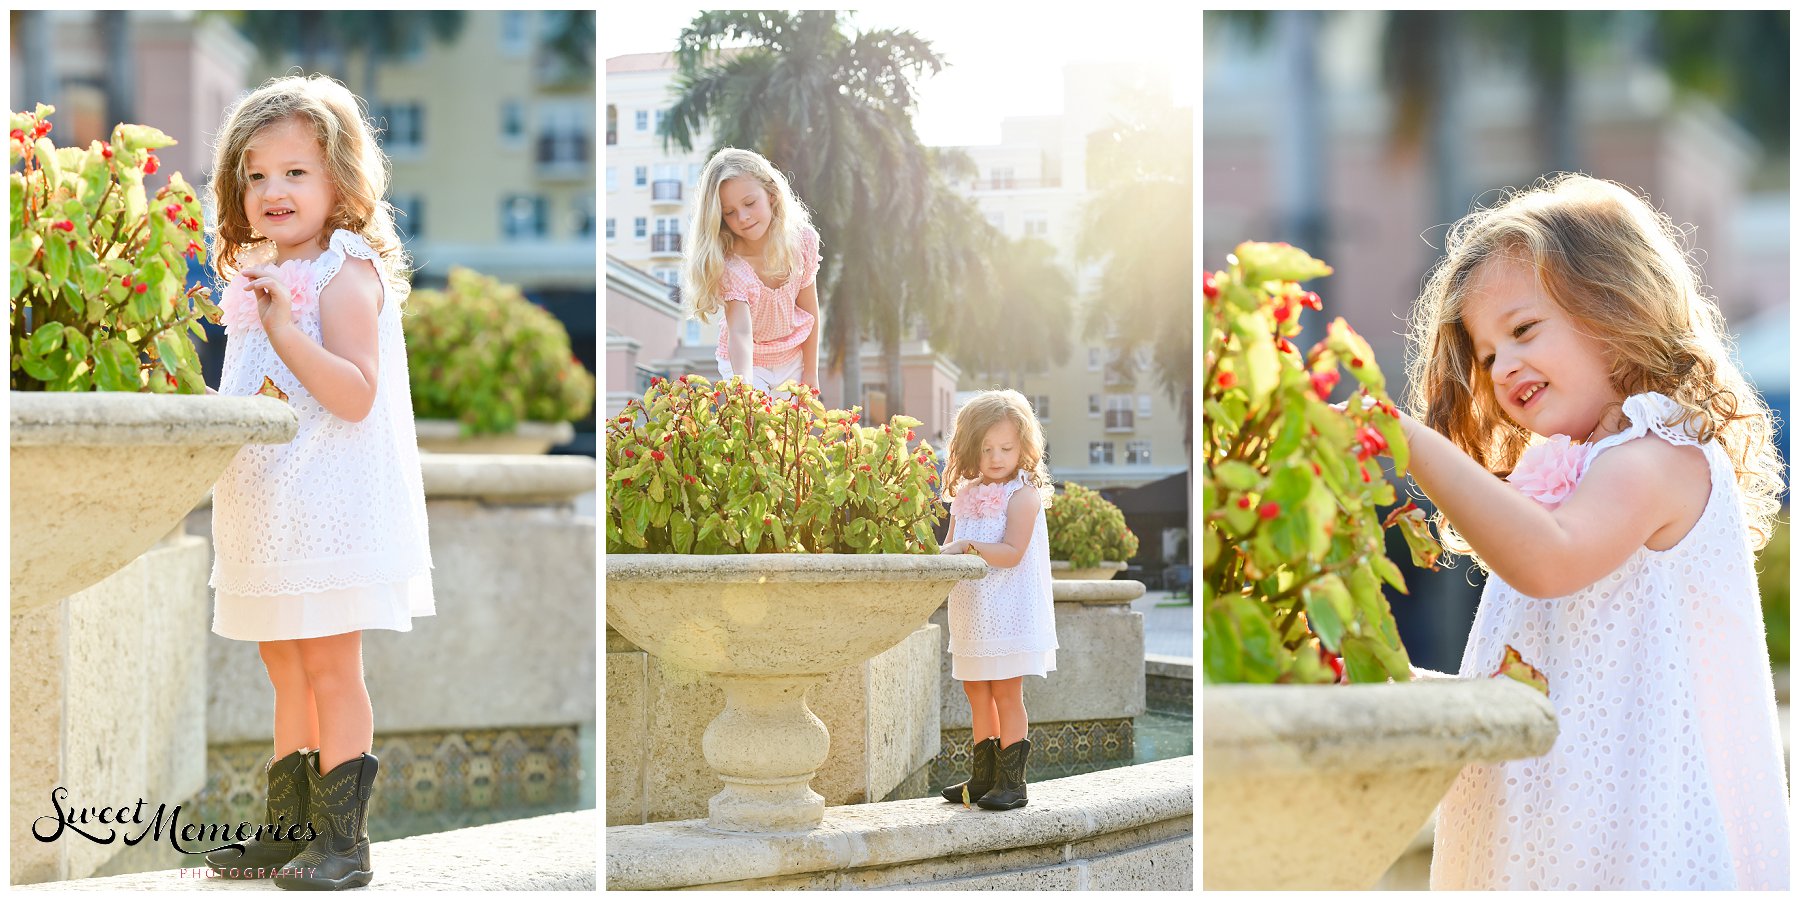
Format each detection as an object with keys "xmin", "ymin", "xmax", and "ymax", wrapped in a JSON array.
[
  {"xmin": 1388, "ymin": 174, "xmax": 1786, "ymax": 890},
  {"xmin": 935, "ymin": 390, "xmax": 1059, "ymax": 810},
  {"xmin": 202, "ymin": 74, "xmax": 433, "ymax": 891}
]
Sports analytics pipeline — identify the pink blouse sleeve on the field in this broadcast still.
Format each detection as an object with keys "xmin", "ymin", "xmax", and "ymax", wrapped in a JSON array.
[
  {"xmin": 722, "ymin": 264, "xmax": 750, "ymax": 304},
  {"xmin": 798, "ymin": 225, "xmax": 821, "ymax": 291}
]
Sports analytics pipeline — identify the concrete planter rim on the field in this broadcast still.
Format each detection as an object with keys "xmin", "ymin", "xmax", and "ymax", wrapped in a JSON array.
[
  {"xmin": 1204, "ymin": 679, "xmax": 1558, "ymax": 774},
  {"xmin": 607, "ymin": 553, "xmax": 985, "ymax": 584},
  {"xmin": 10, "ymin": 390, "xmax": 298, "ymax": 446}
]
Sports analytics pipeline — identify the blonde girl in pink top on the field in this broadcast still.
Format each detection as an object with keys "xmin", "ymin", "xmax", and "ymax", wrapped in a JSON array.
[{"xmin": 681, "ymin": 147, "xmax": 821, "ymax": 396}]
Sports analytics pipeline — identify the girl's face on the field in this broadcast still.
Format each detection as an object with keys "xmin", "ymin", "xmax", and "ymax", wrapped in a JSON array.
[
  {"xmin": 1463, "ymin": 255, "xmax": 1623, "ymax": 441},
  {"xmin": 242, "ymin": 116, "xmax": 337, "ymax": 258},
  {"xmin": 977, "ymin": 418, "xmax": 1024, "ymax": 483},
  {"xmin": 718, "ymin": 175, "xmax": 773, "ymax": 247}
]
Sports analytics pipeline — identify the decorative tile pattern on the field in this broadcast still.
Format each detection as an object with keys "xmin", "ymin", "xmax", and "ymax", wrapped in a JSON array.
[{"xmin": 195, "ymin": 727, "xmax": 584, "ymax": 842}]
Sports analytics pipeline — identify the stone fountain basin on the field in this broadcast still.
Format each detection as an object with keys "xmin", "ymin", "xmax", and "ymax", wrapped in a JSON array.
[
  {"xmin": 605, "ymin": 554, "xmax": 985, "ymax": 675},
  {"xmin": 11, "ymin": 391, "xmax": 297, "ymax": 608}
]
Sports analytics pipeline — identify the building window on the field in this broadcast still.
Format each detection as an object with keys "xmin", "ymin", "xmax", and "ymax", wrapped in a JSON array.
[
  {"xmin": 573, "ymin": 195, "xmax": 595, "ymax": 238},
  {"xmin": 500, "ymin": 195, "xmax": 545, "ymax": 240},
  {"xmin": 1024, "ymin": 211, "xmax": 1048, "ymax": 238},
  {"xmin": 500, "ymin": 11, "xmax": 529, "ymax": 55},
  {"xmin": 635, "ymin": 109, "xmax": 649, "ymax": 132},
  {"xmin": 1088, "ymin": 394, "xmax": 1100, "ymax": 416},
  {"xmin": 536, "ymin": 101, "xmax": 589, "ymax": 170},
  {"xmin": 990, "ymin": 166, "xmax": 1015, "ymax": 189},
  {"xmin": 1027, "ymin": 394, "xmax": 1050, "ymax": 422},
  {"xmin": 655, "ymin": 108, "xmax": 666, "ymax": 132},
  {"xmin": 605, "ymin": 167, "xmax": 617, "ymax": 192},
  {"xmin": 1089, "ymin": 441, "xmax": 1114, "ymax": 466},
  {"xmin": 605, "ymin": 104, "xmax": 617, "ymax": 146},
  {"xmin": 605, "ymin": 218, "xmax": 615, "ymax": 240},
  {"xmin": 390, "ymin": 194, "xmax": 422, "ymax": 240},
  {"xmin": 688, "ymin": 163, "xmax": 703, "ymax": 186},
  {"xmin": 654, "ymin": 216, "xmax": 682, "ymax": 236},
  {"xmin": 685, "ymin": 320, "xmax": 701, "ymax": 345},
  {"xmin": 634, "ymin": 166, "xmax": 648, "ymax": 187},
  {"xmin": 1105, "ymin": 394, "xmax": 1134, "ymax": 431},
  {"xmin": 501, "ymin": 100, "xmax": 524, "ymax": 146},
  {"xmin": 1138, "ymin": 394, "xmax": 1152, "ymax": 416},
  {"xmin": 371, "ymin": 102, "xmax": 423, "ymax": 155},
  {"xmin": 1088, "ymin": 347, "xmax": 1102, "ymax": 371},
  {"xmin": 1126, "ymin": 441, "xmax": 1152, "ymax": 465},
  {"xmin": 633, "ymin": 217, "xmax": 647, "ymax": 239}
]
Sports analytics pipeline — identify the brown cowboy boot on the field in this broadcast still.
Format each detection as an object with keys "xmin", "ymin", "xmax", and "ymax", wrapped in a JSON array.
[
  {"xmin": 205, "ymin": 749, "xmax": 315, "ymax": 877},
  {"xmin": 273, "ymin": 752, "xmax": 379, "ymax": 891}
]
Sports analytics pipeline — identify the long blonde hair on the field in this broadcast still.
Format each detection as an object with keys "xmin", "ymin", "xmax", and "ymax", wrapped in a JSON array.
[
  {"xmin": 1407, "ymin": 173, "xmax": 1781, "ymax": 551},
  {"xmin": 208, "ymin": 74, "xmax": 411, "ymax": 299},
  {"xmin": 681, "ymin": 147, "xmax": 813, "ymax": 323},
  {"xmin": 942, "ymin": 389, "xmax": 1053, "ymax": 507}
]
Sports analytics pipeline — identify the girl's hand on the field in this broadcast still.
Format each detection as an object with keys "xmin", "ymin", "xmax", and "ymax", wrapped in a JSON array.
[
  {"xmin": 939, "ymin": 540, "xmax": 967, "ymax": 555},
  {"xmin": 241, "ymin": 264, "xmax": 295, "ymax": 335}
]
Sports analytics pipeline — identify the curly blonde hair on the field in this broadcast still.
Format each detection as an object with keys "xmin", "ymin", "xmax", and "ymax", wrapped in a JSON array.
[
  {"xmin": 681, "ymin": 147, "xmax": 814, "ymax": 323},
  {"xmin": 1406, "ymin": 173, "xmax": 1782, "ymax": 552},
  {"xmin": 208, "ymin": 74, "xmax": 411, "ymax": 300},
  {"xmin": 941, "ymin": 389, "xmax": 1053, "ymax": 508}
]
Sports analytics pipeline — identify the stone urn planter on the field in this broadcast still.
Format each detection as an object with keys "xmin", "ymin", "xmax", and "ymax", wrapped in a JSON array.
[
  {"xmin": 414, "ymin": 418, "xmax": 574, "ymax": 455},
  {"xmin": 1050, "ymin": 559, "xmax": 1125, "ymax": 581},
  {"xmin": 606, "ymin": 553, "xmax": 984, "ymax": 833},
  {"xmin": 1203, "ymin": 678, "xmax": 1557, "ymax": 890},
  {"xmin": 10, "ymin": 392, "xmax": 297, "ymax": 608}
]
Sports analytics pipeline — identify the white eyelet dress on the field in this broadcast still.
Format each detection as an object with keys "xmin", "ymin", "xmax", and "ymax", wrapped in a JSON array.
[
  {"xmin": 1431, "ymin": 392, "xmax": 1789, "ymax": 890},
  {"xmin": 946, "ymin": 473, "xmax": 1059, "ymax": 681},
  {"xmin": 210, "ymin": 229, "xmax": 435, "ymax": 641}
]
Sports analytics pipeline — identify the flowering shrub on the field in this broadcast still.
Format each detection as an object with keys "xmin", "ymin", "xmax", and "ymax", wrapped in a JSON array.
[
  {"xmin": 404, "ymin": 266, "xmax": 595, "ymax": 435},
  {"xmin": 605, "ymin": 375, "xmax": 944, "ymax": 553},
  {"xmin": 1045, "ymin": 481, "xmax": 1139, "ymax": 569},
  {"xmin": 10, "ymin": 105, "xmax": 218, "ymax": 392},
  {"xmin": 1202, "ymin": 241, "xmax": 1441, "ymax": 685}
]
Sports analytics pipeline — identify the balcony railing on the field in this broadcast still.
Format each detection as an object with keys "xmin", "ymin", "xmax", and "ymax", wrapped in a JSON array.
[
  {"xmin": 536, "ymin": 133, "xmax": 590, "ymax": 177},
  {"xmin": 651, "ymin": 232, "xmax": 683, "ymax": 255},
  {"xmin": 1104, "ymin": 409, "xmax": 1135, "ymax": 432},
  {"xmin": 651, "ymin": 179, "xmax": 682, "ymax": 202},
  {"xmin": 969, "ymin": 176, "xmax": 1062, "ymax": 192}
]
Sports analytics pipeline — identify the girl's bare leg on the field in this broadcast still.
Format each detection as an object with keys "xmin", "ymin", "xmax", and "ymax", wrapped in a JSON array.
[
  {"xmin": 260, "ymin": 639, "xmax": 320, "ymax": 757},
  {"xmin": 993, "ymin": 676, "xmax": 1028, "ymax": 746},
  {"xmin": 297, "ymin": 630, "xmax": 373, "ymax": 773},
  {"xmin": 963, "ymin": 680, "xmax": 998, "ymax": 742}
]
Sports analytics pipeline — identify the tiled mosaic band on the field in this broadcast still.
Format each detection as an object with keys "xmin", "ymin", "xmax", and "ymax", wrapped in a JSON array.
[
  {"xmin": 197, "ymin": 727, "xmax": 585, "ymax": 841},
  {"xmin": 1147, "ymin": 672, "xmax": 1192, "ymax": 713}
]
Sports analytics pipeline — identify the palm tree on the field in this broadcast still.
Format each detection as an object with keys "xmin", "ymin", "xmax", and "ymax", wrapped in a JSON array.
[
  {"xmin": 1079, "ymin": 92, "xmax": 1194, "ymax": 458},
  {"xmin": 660, "ymin": 10, "xmax": 946, "ymax": 410},
  {"xmin": 228, "ymin": 11, "xmax": 465, "ymax": 103}
]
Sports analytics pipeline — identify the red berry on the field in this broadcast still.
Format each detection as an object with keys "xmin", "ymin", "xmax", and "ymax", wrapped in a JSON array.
[
  {"xmin": 8, "ymin": 129, "xmax": 24, "ymax": 143},
  {"xmin": 1235, "ymin": 496, "xmax": 1252, "ymax": 510},
  {"xmin": 1301, "ymin": 291, "xmax": 1322, "ymax": 311},
  {"xmin": 1309, "ymin": 371, "xmax": 1338, "ymax": 398},
  {"xmin": 101, "ymin": 142, "xmax": 114, "ymax": 159},
  {"xmin": 1273, "ymin": 304, "xmax": 1292, "ymax": 323},
  {"xmin": 661, "ymin": 433, "xmax": 672, "ymax": 442},
  {"xmin": 906, "ymin": 429, "xmax": 915, "ymax": 440},
  {"xmin": 33, "ymin": 120, "xmax": 51, "ymax": 138},
  {"xmin": 142, "ymin": 152, "xmax": 158, "ymax": 174},
  {"xmin": 623, "ymin": 448, "xmax": 635, "ymax": 458},
  {"xmin": 650, "ymin": 450, "xmax": 665, "ymax": 461},
  {"xmin": 1312, "ymin": 462, "xmax": 1322, "ymax": 476},
  {"xmin": 860, "ymin": 464, "xmax": 871, "ymax": 472},
  {"xmin": 1258, "ymin": 502, "xmax": 1280, "ymax": 520},
  {"xmin": 51, "ymin": 220, "xmax": 74, "ymax": 232},
  {"xmin": 623, "ymin": 478, "xmax": 632, "ymax": 486},
  {"xmin": 685, "ymin": 474, "xmax": 697, "ymax": 484},
  {"xmin": 133, "ymin": 283, "xmax": 148, "ymax": 294},
  {"xmin": 1351, "ymin": 357, "xmax": 1364, "ymax": 368},
  {"xmin": 1216, "ymin": 371, "xmax": 1237, "ymax": 389},
  {"xmin": 1360, "ymin": 466, "xmax": 1372, "ymax": 483},
  {"xmin": 1277, "ymin": 338, "xmax": 1297, "ymax": 354},
  {"xmin": 763, "ymin": 516, "xmax": 772, "ymax": 525},
  {"xmin": 164, "ymin": 204, "xmax": 180, "ymax": 222},
  {"xmin": 1203, "ymin": 271, "xmax": 1219, "ymax": 299}
]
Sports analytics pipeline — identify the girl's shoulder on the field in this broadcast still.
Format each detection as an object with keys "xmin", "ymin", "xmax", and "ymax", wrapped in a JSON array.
[{"xmin": 312, "ymin": 230, "xmax": 385, "ymax": 304}]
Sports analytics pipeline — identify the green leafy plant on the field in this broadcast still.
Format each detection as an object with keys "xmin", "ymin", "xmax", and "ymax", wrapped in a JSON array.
[
  {"xmin": 1046, "ymin": 481, "xmax": 1139, "ymax": 568},
  {"xmin": 605, "ymin": 374, "xmax": 943, "ymax": 554},
  {"xmin": 1759, "ymin": 516, "xmax": 1788, "ymax": 667},
  {"xmin": 10, "ymin": 104, "xmax": 219, "ymax": 392},
  {"xmin": 1202, "ymin": 241, "xmax": 1444, "ymax": 685},
  {"xmin": 404, "ymin": 266, "xmax": 595, "ymax": 435}
]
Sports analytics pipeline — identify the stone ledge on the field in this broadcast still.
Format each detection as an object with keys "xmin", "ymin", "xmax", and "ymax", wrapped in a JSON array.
[
  {"xmin": 419, "ymin": 453, "xmax": 596, "ymax": 503},
  {"xmin": 1051, "ymin": 579, "xmax": 1146, "ymax": 605},
  {"xmin": 10, "ymin": 392, "xmax": 296, "ymax": 446},
  {"xmin": 607, "ymin": 553, "xmax": 986, "ymax": 583},
  {"xmin": 605, "ymin": 756, "xmax": 1192, "ymax": 890},
  {"xmin": 18, "ymin": 809, "xmax": 596, "ymax": 891},
  {"xmin": 1145, "ymin": 654, "xmax": 1192, "ymax": 678}
]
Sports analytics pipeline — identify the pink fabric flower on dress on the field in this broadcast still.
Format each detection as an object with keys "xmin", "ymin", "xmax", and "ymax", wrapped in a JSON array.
[
  {"xmin": 1507, "ymin": 434, "xmax": 1587, "ymax": 509},
  {"xmin": 951, "ymin": 480, "xmax": 1008, "ymax": 520},
  {"xmin": 219, "ymin": 258, "xmax": 318, "ymax": 335}
]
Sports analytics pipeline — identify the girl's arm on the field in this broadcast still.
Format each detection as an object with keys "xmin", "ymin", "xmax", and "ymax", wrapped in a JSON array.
[
  {"xmin": 723, "ymin": 301, "xmax": 754, "ymax": 378},
  {"xmin": 797, "ymin": 282, "xmax": 821, "ymax": 388},
  {"xmin": 267, "ymin": 257, "xmax": 381, "ymax": 422},
  {"xmin": 963, "ymin": 484, "xmax": 1040, "ymax": 569},
  {"xmin": 1400, "ymin": 414, "xmax": 1707, "ymax": 598},
  {"xmin": 938, "ymin": 514, "xmax": 960, "ymax": 554}
]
